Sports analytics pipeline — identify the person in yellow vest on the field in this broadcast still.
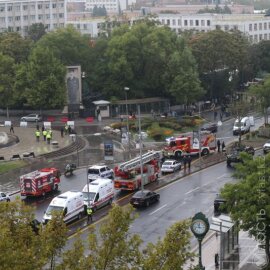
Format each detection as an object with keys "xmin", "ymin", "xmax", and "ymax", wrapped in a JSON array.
[
  {"xmin": 42, "ymin": 129, "xmax": 47, "ymax": 141},
  {"xmin": 49, "ymin": 129, "xmax": 52, "ymax": 139},
  {"xmin": 64, "ymin": 124, "xmax": 68, "ymax": 135},
  {"xmin": 46, "ymin": 131, "xmax": 51, "ymax": 144},
  {"xmin": 35, "ymin": 130, "xmax": 40, "ymax": 142}
]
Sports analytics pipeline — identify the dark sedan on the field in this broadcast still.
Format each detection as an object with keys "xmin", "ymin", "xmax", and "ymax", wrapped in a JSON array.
[
  {"xmin": 201, "ymin": 123, "xmax": 218, "ymax": 133},
  {"xmin": 130, "ymin": 190, "xmax": 160, "ymax": 208}
]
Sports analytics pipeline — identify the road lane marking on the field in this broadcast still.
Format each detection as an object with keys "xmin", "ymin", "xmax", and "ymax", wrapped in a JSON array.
[
  {"xmin": 149, "ymin": 204, "xmax": 167, "ymax": 215},
  {"xmin": 216, "ymin": 173, "xmax": 226, "ymax": 180},
  {"xmin": 185, "ymin": 187, "xmax": 200, "ymax": 195}
]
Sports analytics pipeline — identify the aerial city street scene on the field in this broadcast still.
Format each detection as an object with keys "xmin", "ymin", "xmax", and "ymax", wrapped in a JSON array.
[{"xmin": 0, "ymin": 0, "xmax": 270, "ymax": 269}]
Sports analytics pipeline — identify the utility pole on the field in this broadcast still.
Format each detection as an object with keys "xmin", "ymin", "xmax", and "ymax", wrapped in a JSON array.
[
  {"xmin": 199, "ymin": 102, "xmax": 202, "ymax": 169},
  {"xmin": 124, "ymin": 87, "xmax": 131, "ymax": 158},
  {"xmin": 138, "ymin": 105, "xmax": 144, "ymax": 192}
]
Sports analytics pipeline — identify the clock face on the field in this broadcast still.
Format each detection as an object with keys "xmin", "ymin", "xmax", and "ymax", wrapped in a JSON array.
[{"xmin": 192, "ymin": 219, "xmax": 207, "ymax": 235}]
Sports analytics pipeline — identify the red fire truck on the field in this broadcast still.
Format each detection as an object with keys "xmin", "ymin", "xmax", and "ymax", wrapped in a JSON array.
[
  {"xmin": 114, "ymin": 151, "xmax": 162, "ymax": 191},
  {"xmin": 20, "ymin": 168, "xmax": 61, "ymax": 197},
  {"xmin": 163, "ymin": 132, "xmax": 216, "ymax": 158}
]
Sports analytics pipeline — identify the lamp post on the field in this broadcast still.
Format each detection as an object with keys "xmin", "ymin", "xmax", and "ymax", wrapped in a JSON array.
[
  {"xmin": 138, "ymin": 105, "xmax": 144, "ymax": 192},
  {"xmin": 70, "ymin": 134, "xmax": 79, "ymax": 167},
  {"xmin": 124, "ymin": 87, "xmax": 131, "ymax": 158},
  {"xmin": 86, "ymin": 168, "xmax": 90, "ymax": 209},
  {"xmin": 212, "ymin": 217, "xmax": 223, "ymax": 270}
]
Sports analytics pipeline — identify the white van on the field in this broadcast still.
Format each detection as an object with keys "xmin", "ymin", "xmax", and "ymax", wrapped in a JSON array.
[
  {"xmin": 88, "ymin": 165, "xmax": 114, "ymax": 182},
  {"xmin": 82, "ymin": 178, "xmax": 114, "ymax": 211},
  {"xmin": 43, "ymin": 190, "xmax": 85, "ymax": 224},
  {"xmin": 233, "ymin": 117, "xmax": 251, "ymax": 135}
]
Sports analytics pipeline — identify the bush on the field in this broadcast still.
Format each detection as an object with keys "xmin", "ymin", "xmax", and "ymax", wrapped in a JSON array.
[
  {"xmin": 147, "ymin": 123, "xmax": 173, "ymax": 141},
  {"xmin": 246, "ymin": 133, "xmax": 250, "ymax": 140},
  {"xmin": 110, "ymin": 122, "xmax": 125, "ymax": 129},
  {"xmin": 159, "ymin": 121, "xmax": 181, "ymax": 131}
]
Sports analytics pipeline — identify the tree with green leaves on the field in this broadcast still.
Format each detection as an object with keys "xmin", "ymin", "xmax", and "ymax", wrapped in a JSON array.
[
  {"xmin": 27, "ymin": 23, "xmax": 47, "ymax": 42},
  {"xmin": 58, "ymin": 204, "xmax": 194, "ymax": 270},
  {"xmin": 221, "ymin": 154, "xmax": 270, "ymax": 263},
  {"xmin": 0, "ymin": 32, "xmax": 32, "ymax": 63},
  {"xmin": 250, "ymin": 76, "xmax": 270, "ymax": 124},
  {"xmin": 0, "ymin": 199, "xmax": 67, "ymax": 270},
  {"xmin": 15, "ymin": 46, "xmax": 66, "ymax": 110},
  {"xmin": 0, "ymin": 53, "xmax": 15, "ymax": 117}
]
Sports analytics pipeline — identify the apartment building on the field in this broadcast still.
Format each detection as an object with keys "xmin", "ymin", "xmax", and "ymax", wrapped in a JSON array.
[
  {"xmin": 0, "ymin": 0, "xmax": 66, "ymax": 36},
  {"xmin": 157, "ymin": 13, "xmax": 270, "ymax": 43}
]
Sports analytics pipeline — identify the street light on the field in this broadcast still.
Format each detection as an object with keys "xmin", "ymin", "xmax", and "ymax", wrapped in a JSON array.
[
  {"xmin": 70, "ymin": 134, "xmax": 79, "ymax": 167},
  {"xmin": 124, "ymin": 87, "xmax": 131, "ymax": 158},
  {"xmin": 137, "ymin": 105, "xmax": 144, "ymax": 192}
]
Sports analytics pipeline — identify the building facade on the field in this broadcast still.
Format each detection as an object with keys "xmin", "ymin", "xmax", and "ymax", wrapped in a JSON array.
[
  {"xmin": 157, "ymin": 13, "xmax": 270, "ymax": 43},
  {"xmin": 0, "ymin": 0, "xmax": 66, "ymax": 36}
]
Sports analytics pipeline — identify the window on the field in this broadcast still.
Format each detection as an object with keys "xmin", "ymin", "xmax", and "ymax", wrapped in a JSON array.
[
  {"xmin": 7, "ymin": 5, "xmax": 12, "ymax": 11},
  {"xmin": 60, "ymin": 3, "xmax": 64, "ymax": 7},
  {"xmin": 249, "ymin": 24, "xmax": 252, "ymax": 31},
  {"xmin": 184, "ymin": 20, "xmax": 187, "ymax": 26},
  {"xmin": 224, "ymin": 25, "xmax": 229, "ymax": 31},
  {"xmin": 216, "ymin": 25, "xmax": 221, "ymax": 30},
  {"xmin": 52, "ymin": 3, "xmax": 57, "ymax": 8},
  {"xmin": 38, "ymin": 15, "xmax": 43, "ymax": 20},
  {"xmin": 166, "ymin": 19, "xmax": 170, "ymax": 25},
  {"xmin": 45, "ymin": 4, "xmax": 49, "ymax": 9},
  {"xmin": 259, "ymin": 23, "xmax": 262, "ymax": 30},
  {"xmin": 233, "ymin": 25, "xmax": 238, "ymax": 30},
  {"xmin": 15, "ymin": 5, "xmax": 20, "ymax": 11},
  {"xmin": 201, "ymin": 20, "xmax": 205, "ymax": 26},
  {"xmin": 249, "ymin": 36, "xmax": 253, "ymax": 43},
  {"xmin": 0, "ymin": 17, "xmax": 5, "ymax": 23},
  {"xmin": 0, "ymin": 5, "xmax": 4, "ymax": 12},
  {"xmin": 23, "ymin": 5, "xmax": 28, "ymax": 10},
  {"xmin": 84, "ymin": 24, "xmax": 87, "ymax": 29},
  {"xmin": 254, "ymin": 23, "xmax": 257, "ymax": 31},
  {"xmin": 46, "ymin": 24, "xmax": 50, "ymax": 30},
  {"xmin": 31, "ymin": 4, "xmax": 35, "ymax": 10},
  {"xmin": 178, "ymin": 19, "xmax": 181, "ymax": 26},
  {"xmin": 15, "ymin": 16, "xmax": 20, "ymax": 21},
  {"xmin": 16, "ymin": 26, "xmax": 21, "ymax": 32},
  {"xmin": 259, "ymin": 34, "xmax": 262, "ymax": 41},
  {"xmin": 264, "ymin": 22, "xmax": 267, "ymax": 30},
  {"xmin": 207, "ymin": 20, "xmax": 210, "ymax": 26},
  {"xmin": 195, "ymin": 20, "xmax": 199, "ymax": 26},
  {"xmin": 8, "ymin": 17, "xmax": 13, "ymax": 22},
  {"xmin": 95, "ymin": 193, "xmax": 99, "ymax": 202},
  {"xmin": 46, "ymin": 14, "xmax": 50, "ymax": 19},
  {"xmin": 190, "ymin": 20, "xmax": 193, "ymax": 26},
  {"xmin": 264, "ymin": 33, "xmax": 267, "ymax": 40},
  {"xmin": 23, "ymin": 15, "xmax": 28, "ymax": 21},
  {"xmin": 59, "ymin": 23, "xmax": 64, "ymax": 28},
  {"xmin": 254, "ymin": 34, "xmax": 258, "ymax": 42},
  {"xmin": 59, "ymin": 13, "xmax": 64, "ymax": 18},
  {"xmin": 77, "ymin": 24, "xmax": 80, "ymax": 29},
  {"xmin": 53, "ymin": 13, "xmax": 57, "ymax": 19},
  {"xmin": 161, "ymin": 19, "xmax": 165, "ymax": 24},
  {"xmin": 31, "ymin": 15, "xmax": 35, "ymax": 21},
  {"xmin": 172, "ymin": 19, "xmax": 175, "ymax": 26}
]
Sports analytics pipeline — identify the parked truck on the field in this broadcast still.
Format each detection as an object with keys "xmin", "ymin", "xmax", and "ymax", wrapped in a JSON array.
[{"xmin": 20, "ymin": 167, "xmax": 61, "ymax": 197}]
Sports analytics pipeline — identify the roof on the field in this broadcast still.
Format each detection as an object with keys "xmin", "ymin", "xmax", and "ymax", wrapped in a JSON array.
[
  {"xmin": 83, "ymin": 178, "xmax": 112, "ymax": 192},
  {"xmin": 92, "ymin": 100, "xmax": 110, "ymax": 105},
  {"xmin": 88, "ymin": 165, "xmax": 106, "ymax": 169},
  {"xmin": 113, "ymin": 97, "xmax": 168, "ymax": 105}
]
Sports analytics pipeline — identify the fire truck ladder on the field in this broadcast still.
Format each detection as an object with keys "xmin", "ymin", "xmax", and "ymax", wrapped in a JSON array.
[{"xmin": 119, "ymin": 151, "xmax": 162, "ymax": 171}]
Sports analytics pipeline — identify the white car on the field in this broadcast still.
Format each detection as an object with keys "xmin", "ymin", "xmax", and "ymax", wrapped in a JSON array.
[
  {"xmin": 0, "ymin": 192, "xmax": 10, "ymax": 202},
  {"xmin": 161, "ymin": 159, "xmax": 181, "ymax": 174},
  {"xmin": 88, "ymin": 165, "xmax": 114, "ymax": 181},
  {"xmin": 21, "ymin": 114, "xmax": 42, "ymax": 122},
  {"xmin": 263, "ymin": 141, "xmax": 270, "ymax": 154}
]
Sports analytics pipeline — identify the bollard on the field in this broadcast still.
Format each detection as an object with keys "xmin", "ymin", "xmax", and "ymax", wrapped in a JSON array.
[{"xmin": 215, "ymin": 253, "xmax": 219, "ymax": 268}]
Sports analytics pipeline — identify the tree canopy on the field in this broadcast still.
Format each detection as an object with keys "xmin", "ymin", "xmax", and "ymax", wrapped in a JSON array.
[{"xmin": 221, "ymin": 154, "xmax": 270, "ymax": 263}]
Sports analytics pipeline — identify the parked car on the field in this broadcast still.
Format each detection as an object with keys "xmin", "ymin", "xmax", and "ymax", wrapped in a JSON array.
[
  {"xmin": 201, "ymin": 123, "xmax": 218, "ymax": 133},
  {"xmin": 130, "ymin": 190, "xmax": 160, "ymax": 208},
  {"xmin": 161, "ymin": 159, "xmax": 181, "ymax": 174},
  {"xmin": 226, "ymin": 145, "xmax": 255, "ymax": 167},
  {"xmin": 263, "ymin": 141, "xmax": 270, "ymax": 154},
  {"xmin": 21, "ymin": 114, "xmax": 42, "ymax": 122},
  {"xmin": 214, "ymin": 194, "xmax": 227, "ymax": 216},
  {"xmin": 0, "ymin": 192, "xmax": 10, "ymax": 202}
]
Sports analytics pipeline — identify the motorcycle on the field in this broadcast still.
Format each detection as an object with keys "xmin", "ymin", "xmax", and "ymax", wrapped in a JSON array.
[{"xmin": 64, "ymin": 163, "xmax": 77, "ymax": 176}]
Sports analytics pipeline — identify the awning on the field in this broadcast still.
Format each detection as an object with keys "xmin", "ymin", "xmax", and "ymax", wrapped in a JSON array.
[{"xmin": 210, "ymin": 215, "xmax": 234, "ymax": 233}]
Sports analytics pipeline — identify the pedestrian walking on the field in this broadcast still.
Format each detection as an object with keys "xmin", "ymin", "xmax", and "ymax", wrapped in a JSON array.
[
  {"xmin": 214, "ymin": 111, "xmax": 217, "ymax": 121},
  {"xmin": 60, "ymin": 127, "xmax": 64, "ymax": 138},
  {"xmin": 46, "ymin": 131, "xmax": 51, "ymax": 144},
  {"xmin": 42, "ymin": 129, "xmax": 47, "ymax": 141},
  {"xmin": 35, "ymin": 130, "xmax": 40, "ymax": 142},
  {"xmin": 217, "ymin": 140, "xmax": 221, "ymax": 153},
  {"xmin": 68, "ymin": 125, "xmax": 72, "ymax": 134},
  {"xmin": 215, "ymin": 253, "xmax": 219, "ymax": 268},
  {"xmin": 64, "ymin": 124, "xmax": 68, "ymax": 135},
  {"xmin": 87, "ymin": 206, "xmax": 93, "ymax": 223},
  {"xmin": 220, "ymin": 112, "xmax": 223, "ymax": 121},
  {"xmin": 182, "ymin": 155, "xmax": 187, "ymax": 171},
  {"xmin": 222, "ymin": 141, "xmax": 226, "ymax": 152},
  {"xmin": 10, "ymin": 124, "xmax": 14, "ymax": 134},
  {"xmin": 187, "ymin": 155, "xmax": 192, "ymax": 171}
]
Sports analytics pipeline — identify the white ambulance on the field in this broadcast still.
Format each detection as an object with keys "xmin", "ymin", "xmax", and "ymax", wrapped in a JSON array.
[
  {"xmin": 43, "ymin": 190, "xmax": 85, "ymax": 224},
  {"xmin": 82, "ymin": 178, "xmax": 114, "ymax": 212}
]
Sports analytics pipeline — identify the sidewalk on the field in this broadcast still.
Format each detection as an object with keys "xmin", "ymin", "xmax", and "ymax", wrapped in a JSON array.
[
  {"xmin": 0, "ymin": 126, "xmax": 70, "ymax": 160},
  {"xmin": 191, "ymin": 230, "xmax": 262, "ymax": 270}
]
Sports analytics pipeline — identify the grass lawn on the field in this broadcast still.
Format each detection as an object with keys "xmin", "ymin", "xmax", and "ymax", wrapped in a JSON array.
[{"xmin": 0, "ymin": 160, "xmax": 27, "ymax": 174}]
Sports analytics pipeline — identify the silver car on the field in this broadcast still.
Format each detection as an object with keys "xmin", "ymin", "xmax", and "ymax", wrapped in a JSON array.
[
  {"xmin": 21, "ymin": 114, "xmax": 42, "ymax": 122},
  {"xmin": 161, "ymin": 159, "xmax": 181, "ymax": 174},
  {"xmin": 0, "ymin": 192, "xmax": 10, "ymax": 202},
  {"xmin": 263, "ymin": 141, "xmax": 270, "ymax": 154}
]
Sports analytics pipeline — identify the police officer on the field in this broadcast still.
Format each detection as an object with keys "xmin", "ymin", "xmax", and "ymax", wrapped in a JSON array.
[
  {"xmin": 46, "ymin": 131, "xmax": 51, "ymax": 144},
  {"xmin": 42, "ymin": 129, "xmax": 47, "ymax": 141},
  {"xmin": 64, "ymin": 124, "xmax": 68, "ymax": 135},
  {"xmin": 35, "ymin": 129, "xmax": 40, "ymax": 142},
  {"xmin": 87, "ymin": 206, "xmax": 93, "ymax": 223}
]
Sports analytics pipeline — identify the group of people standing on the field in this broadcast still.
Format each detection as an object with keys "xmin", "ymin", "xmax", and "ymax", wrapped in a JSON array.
[
  {"xmin": 217, "ymin": 140, "xmax": 225, "ymax": 153},
  {"xmin": 35, "ymin": 124, "xmax": 53, "ymax": 144}
]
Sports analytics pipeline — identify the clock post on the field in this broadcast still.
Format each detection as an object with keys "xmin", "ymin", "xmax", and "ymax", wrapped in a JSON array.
[{"xmin": 190, "ymin": 212, "xmax": 210, "ymax": 270}]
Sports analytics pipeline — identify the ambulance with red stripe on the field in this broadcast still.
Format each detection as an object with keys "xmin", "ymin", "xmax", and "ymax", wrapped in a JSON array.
[
  {"xmin": 82, "ymin": 178, "xmax": 114, "ymax": 212},
  {"xmin": 20, "ymin": 168, "xmax": 61, "ymax": 197}
]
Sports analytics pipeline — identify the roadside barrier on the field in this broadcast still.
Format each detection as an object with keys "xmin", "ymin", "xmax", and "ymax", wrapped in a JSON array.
[{"xmin": 10, "ymin": 154, "xmax": 21, "ymax": 160}]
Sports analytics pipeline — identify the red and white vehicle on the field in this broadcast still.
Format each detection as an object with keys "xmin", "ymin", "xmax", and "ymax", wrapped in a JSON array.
[
  {"xmin": 114, "ymin": 151, "xmax": 162, "ymax": 191},
  {"xmin": 163, "ymin": 132, "xmax": 216, "ymax": 159},
  {"xmin": 20, "ymin": 168, "xmax": 61, "ymax": 197}
]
